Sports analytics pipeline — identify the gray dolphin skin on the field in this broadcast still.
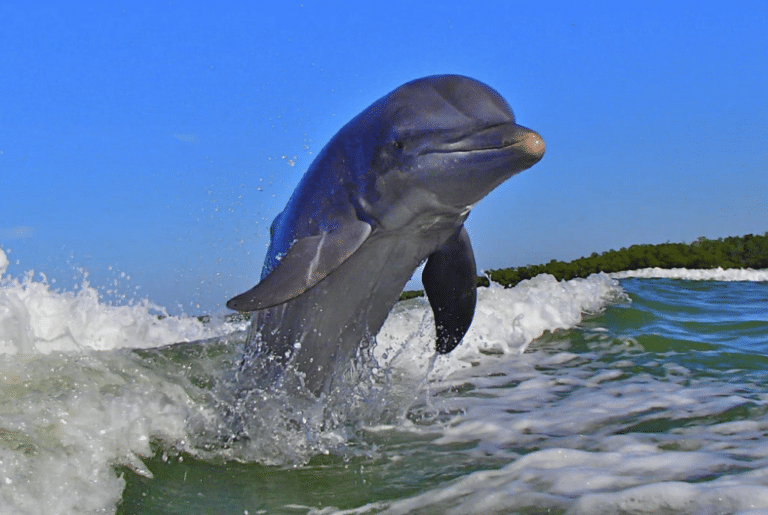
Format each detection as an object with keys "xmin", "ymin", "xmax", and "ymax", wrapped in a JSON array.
[{"xmin": 228, "ymin": 74, "xmax": 545, "ymax": 396}]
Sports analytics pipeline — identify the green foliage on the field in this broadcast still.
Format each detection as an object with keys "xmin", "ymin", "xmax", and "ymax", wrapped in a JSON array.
[{"xmin": 399, "ymin": 290, "xmax": 425, "ymax": 301}]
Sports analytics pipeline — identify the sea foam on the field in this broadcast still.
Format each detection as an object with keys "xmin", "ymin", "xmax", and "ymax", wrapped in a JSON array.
[
  {"xmin": 0, "ymin": 247, "xmax": 246, "ymax": 514},
  {"xmin": 375, "ymin": 273, "xmax": 624, "ymax": 382},
  {"xmin": 611, "ymin": 266, "xmax": 768, "ymax": 281},
  {"xmin": 0, "ymin": 247, "xmax": 240, "ymax": 355}
]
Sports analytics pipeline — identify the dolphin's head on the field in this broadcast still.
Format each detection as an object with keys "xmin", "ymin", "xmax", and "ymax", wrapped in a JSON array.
[{"xmin": 341, "ymin": 75, "xmax": 545, "ymax": 230}]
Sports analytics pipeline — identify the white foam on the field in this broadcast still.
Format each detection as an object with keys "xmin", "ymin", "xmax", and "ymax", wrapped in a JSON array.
[
  {"xmin": 376, "ymin": 273, "xmax": 623, "ymax": 381},
  {"xmin": 0, "ymin": 248, "xmax": 8, "ymax": 276},
  {"xmin": 0, "ymin": 247, "xmax": 244, "ymax": 514},
  {"xmin": 0, "ymin": 252, "xmax": 242, "ymax": 355},
  {"xmin": 611, "ymin": 267, "xmax": 768, "ymax": 281},
  {"xmin": 0, "ymin": 350, "xmax": 201, "ymax": 515},
  {"xmin": 571, "ymin": 481, "xmax": 768, "ymax": 514},
  {"xmin": 357, "ymin": 446, "xmax": 768, "ymax": 515}
]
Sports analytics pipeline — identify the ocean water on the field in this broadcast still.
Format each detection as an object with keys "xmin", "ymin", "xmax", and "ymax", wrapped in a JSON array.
[{"xmin": 2, "ymin": 247, "xmax": 768, "ymax": 515}]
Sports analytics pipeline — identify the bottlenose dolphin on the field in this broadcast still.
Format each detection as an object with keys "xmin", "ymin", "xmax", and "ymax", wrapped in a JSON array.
[{"xmin": 228, "ymin": 75, "xmax": 545, "ymax": 396}]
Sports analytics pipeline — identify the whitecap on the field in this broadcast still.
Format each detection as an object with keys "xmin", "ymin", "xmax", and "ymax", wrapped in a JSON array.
[{"xmin": 611, "ymin": 267, "xmax": 768, "ymax": 282}]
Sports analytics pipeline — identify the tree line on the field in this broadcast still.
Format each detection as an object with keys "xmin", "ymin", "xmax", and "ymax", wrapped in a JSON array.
[{"xmin": 399, "ymin": 232, "xmax": 768, "ymax": 299}]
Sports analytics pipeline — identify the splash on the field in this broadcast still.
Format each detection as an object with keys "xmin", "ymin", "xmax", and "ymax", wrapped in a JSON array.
[
  {"xmin": 375, "ymin": 273, "xmax": 624, "ymax": 382},
  {"xmin": 206, "ymin": 331, "xmax": 400, "ymax": 466},
  {"xmin": 0, "ymin": 248, "xmax": 8, "ymax": 276},
  {"xmin": 0, "ymin": 247, "xmax": 238, "ymax": 355}
]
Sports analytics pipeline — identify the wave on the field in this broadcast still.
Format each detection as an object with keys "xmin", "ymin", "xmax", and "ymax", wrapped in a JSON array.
[
  {"xmin": 0, "ymin": 248, "xmax": 243, "ymax": 355},
  {"xmin": 376, "ymin": 273, "xmax": 623, "ymax": 383},
  {"xmin": 1, "ymin": 241, "xmax": 621, "ymax": 357},
  {"xmin": 610, "ymin": 267, "xmax": 768, "ymax": 281}
]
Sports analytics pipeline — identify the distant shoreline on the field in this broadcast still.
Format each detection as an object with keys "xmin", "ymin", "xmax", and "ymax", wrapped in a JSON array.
[{"xmin": 399, "ymin": 232, "xmax": 768, "ymax": 300}]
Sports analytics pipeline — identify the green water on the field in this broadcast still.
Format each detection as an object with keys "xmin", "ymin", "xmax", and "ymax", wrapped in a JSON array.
[{"xmin": 115, "ymin": 278, "xmax": 768, "ymax": 514}]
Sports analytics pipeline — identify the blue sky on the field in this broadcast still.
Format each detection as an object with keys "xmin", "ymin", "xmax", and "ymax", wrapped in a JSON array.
[{"xmin": 1, "ymin": 2, "xmax": 766, "ymax": 315}]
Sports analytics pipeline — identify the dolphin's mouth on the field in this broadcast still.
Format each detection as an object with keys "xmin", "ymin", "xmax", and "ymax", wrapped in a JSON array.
[{"xmin": 429, "ymin": 123, "xmax": 546, "ymax": 163}]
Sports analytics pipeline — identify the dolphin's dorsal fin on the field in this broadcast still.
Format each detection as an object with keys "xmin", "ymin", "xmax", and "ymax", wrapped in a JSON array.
[
  {"xmin": 422, "ymin": 225, "xmax": 477, "ymax": 353},
  {"xmin": 227, "ymin": 220, "xmax": 372, "ymax": 311}
]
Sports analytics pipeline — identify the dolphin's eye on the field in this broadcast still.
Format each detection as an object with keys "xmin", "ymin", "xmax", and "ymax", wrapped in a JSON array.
[{"xmin": 392, "ymin": 140, "xmax": 404, "ymax": 151}]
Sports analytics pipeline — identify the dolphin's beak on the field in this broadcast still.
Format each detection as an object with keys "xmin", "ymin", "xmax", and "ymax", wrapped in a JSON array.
[
  {"xmin": 436, "ymin": 123, "xmax": 545, "ymax": 169},
  {"xmin": 510, "ymin": 125, "xmax": 546, "ymax": 168}
]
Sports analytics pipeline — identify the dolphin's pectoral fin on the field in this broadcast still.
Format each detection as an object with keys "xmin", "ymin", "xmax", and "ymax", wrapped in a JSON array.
[
  {"xmin": 227, "ymin": 220, "xmax": 373, "ymax": 312},
  {"xmin": 422, "ymin": 225, "xmax": 478, "ymax": 354}
]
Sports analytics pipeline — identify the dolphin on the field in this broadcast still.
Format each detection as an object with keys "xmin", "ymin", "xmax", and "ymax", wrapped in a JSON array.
[{"xmin": 228, "ymin": 74, "xmax": 545, "ymax": 396}]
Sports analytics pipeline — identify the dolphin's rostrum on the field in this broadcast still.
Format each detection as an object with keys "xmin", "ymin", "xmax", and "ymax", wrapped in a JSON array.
[{"xmin": 229, "ymin": 75, "xmax": 545, "ymax": 396}]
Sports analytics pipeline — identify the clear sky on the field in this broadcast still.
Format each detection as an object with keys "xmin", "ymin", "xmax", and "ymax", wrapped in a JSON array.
[{"xmin": 1, "ymin": 2, "xmax": 766, "ymax": 315}]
